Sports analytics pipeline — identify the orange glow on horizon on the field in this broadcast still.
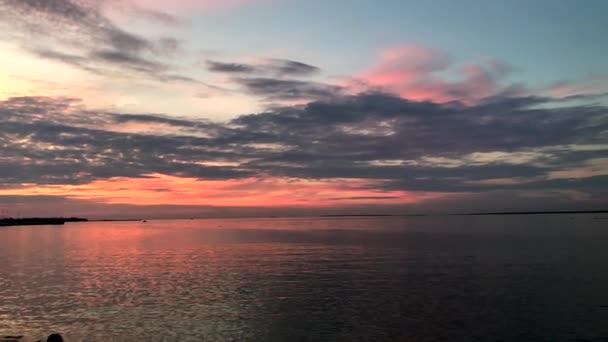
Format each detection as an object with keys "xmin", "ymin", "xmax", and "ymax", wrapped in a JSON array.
[{"xmin": 0, "ymin": 174, "xmax": 450, "ymax": 207}]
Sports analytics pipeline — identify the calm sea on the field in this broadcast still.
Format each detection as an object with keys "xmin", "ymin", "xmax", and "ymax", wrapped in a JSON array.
[{"xmin": 1, "ymin": 215, "xmax": 607, "ymax": 341}]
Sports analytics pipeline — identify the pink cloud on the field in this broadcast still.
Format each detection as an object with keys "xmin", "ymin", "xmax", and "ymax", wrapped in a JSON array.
[
  {"xmin": 354, "ymin": 44, "xmax": 516, "ymax": 104},
  {"xmin": 361, "ymin": 45, "xmax": 451, "ymax": 86}
]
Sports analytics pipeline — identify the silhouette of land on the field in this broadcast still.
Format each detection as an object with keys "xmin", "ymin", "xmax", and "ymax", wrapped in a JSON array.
[
  {"xmin": 0, "ymin": 211, "xmax": 606, "ymax": 227},
  {"xmin": 0, "ymin": 217, "xmax": 88, "ymax": 227},
  {"xmin": 454, "ymin": 210, "xmax": 608, "ymax": 216},
  {"xmin": 318, "ymin": 211, "xmax": 608, "ymax": 218},
  {"xmin": 320, "ymin": 214, "xmax": 404, "ymax": 217},
  {"xmin": 88, "ymin": 219, "xmax": 143, "ymax": 222}
]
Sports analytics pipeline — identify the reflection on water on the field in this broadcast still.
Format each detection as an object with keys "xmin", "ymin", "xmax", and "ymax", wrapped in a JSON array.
[{"xmin": 1, "ymin": 216, "xmax": 608, "ymax": 341}]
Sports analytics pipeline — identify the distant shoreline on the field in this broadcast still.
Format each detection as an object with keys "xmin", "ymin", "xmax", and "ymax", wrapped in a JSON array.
[
  {"xmin": 321, "ymin": 211, "xmax": 608, "ymax": 218},
  {"xmin": 88, "ymin": 219, "xmax": 143, "ymax": 222},
  {"xmin": 453, "ymin": 210, "xmax": 608, "ymax": 216},
  {"xmin": 1, "ymin": 211, "xmax": 607, "ymax": 226}
]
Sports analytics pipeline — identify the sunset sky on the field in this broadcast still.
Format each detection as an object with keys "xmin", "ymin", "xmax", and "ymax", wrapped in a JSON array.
[{"xmin": 1, "ymin": 0, "xmax": 607, "ymax": 218}]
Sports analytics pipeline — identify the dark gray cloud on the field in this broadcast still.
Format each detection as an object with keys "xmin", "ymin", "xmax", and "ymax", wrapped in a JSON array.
[
  {"xmin": 232, "ymin": 93, "xmax": 608, "ymax": 156},
  {"xmin": 0, "ymin": 0, "xmax": 190, "ymax": 82},
  {"xmin": 91, "ymin": 49, "xmax": 165, "ymax": 72},
  {"xmin": 207, "ymin": 61, "xmax": 259, "ymax": 74},
  {"xmin": 208, "ymin": 61, "xmax": 338, "ymax": 101},
  {"xmin": 237, "ymin": 78, "xmax": 342, "ymax": 101},
  {"xmin": 267, "ymin": 59, "xmax": 320, "ymax": 76},
  {"xmin": 206, "ymin": 59, "xmax": 320, "ymax": 76},
  {"xmin": 1, "ymin": 93, "xmax": 607, "ymax": 203}
]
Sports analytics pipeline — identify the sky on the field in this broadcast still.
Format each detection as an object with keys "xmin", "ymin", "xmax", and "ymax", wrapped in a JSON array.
[{"xmin": 0, "ymin": 0, "xmax": 607, "ymax": 218}]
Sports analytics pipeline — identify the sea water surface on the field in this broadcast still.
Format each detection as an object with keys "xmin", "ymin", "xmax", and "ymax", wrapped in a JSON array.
[{"xmin": 1, "ymin": 215, "xmax": 608, "ymax": 341}]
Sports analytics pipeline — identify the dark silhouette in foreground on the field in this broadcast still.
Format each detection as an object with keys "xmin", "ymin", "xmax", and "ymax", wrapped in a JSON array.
[{"xmin": 47, "ymin": 334, "xmax": 63, "ymax": 342}]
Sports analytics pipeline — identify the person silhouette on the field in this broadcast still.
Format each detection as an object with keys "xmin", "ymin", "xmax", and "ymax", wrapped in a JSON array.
[{"xmin": 47, "ymin": 334, "xmax": 63, "ymax": 342}]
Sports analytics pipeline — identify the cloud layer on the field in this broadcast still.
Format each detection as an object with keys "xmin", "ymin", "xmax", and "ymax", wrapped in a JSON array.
[
  {"xmin": 0, "ymin": 0, "xmax": 194, "ymax": 82},
  {"xmin": 1, "ymin": 91, "xmax": 607, "ymax": 212}
]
